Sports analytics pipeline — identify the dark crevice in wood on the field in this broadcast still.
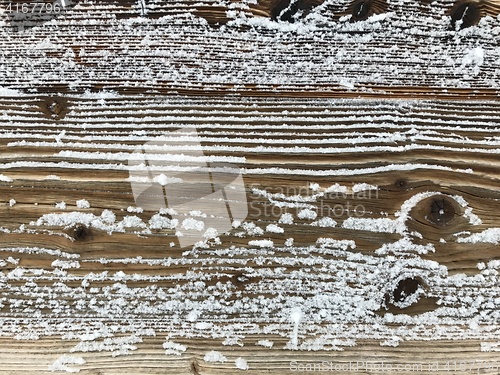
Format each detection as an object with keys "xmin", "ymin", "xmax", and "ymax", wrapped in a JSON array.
[
  {"xmin": 348, "ymin": 0, "xmax": 388, "ymax": 22},
  {"xmin": 450, "ymin": 0, "xmax": 482, "ymax": 29},
  {"xmin": 352, "ymin": 0, "xmax": 371, "ymax": 21},
  {"xmin": 392, "ymin": 277, "xmax": 421, "ymax": 303},
  {"xmin": 190, "ymin": 358, "xmax": 201, "ymax": 375},
  {"xmin": 379, "ymin": 276, "xmax": 439, "ymax": 315}
]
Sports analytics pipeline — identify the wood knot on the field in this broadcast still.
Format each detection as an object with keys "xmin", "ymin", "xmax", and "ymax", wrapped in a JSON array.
[
  {"xmin": 392, "ymin": 277, "xmax": 422, "ymax": 305},
  {"xmin": 406, "ymin": 194, "xmax": 468, "ymax": 241},
  {"xmin": 394, "ymin": 178, "xmax": 408, "ymax": 190},
  {"xmin": 427, "ymin": 196, "xmax": 457, "ymax": 227},
  {"xmin": 73, "ymin": 224, "xmax": 90, "ymax": 241},
  {"xmin": 384, "ymin": 276, "xmax": 438, "ymax": 314},
  {"xmin": 40, "ymin": 97, "xmax": 69, "ymax": 120},
  {"xmin": 450, "ymin": 0, "xmax": 482, "ymax": 29}
]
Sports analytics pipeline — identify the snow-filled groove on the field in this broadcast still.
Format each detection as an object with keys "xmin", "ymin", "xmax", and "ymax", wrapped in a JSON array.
[{"xmin": 1, "ymin": 0, "xmax": 500, "ymax": 373}]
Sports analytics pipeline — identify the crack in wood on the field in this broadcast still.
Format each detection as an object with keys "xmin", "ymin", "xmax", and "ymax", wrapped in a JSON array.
[{"xmin": 190, "ymin": 358, "xmax": 201, "ymax": 375}]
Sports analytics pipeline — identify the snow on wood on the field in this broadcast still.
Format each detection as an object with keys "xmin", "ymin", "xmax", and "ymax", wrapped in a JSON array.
[
  {"xmin": 235, "ymin": 357, "xmax": 249, "ymax": 370},
  {"xmin": 0, "ymin": 0, "xmax": 499, "ymax": 374}
]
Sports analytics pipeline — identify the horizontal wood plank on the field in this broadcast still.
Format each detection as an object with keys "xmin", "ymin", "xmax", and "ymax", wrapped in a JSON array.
[{"xmin": 1, "ymin": 1, "xmax": 500, "ymax": 373}]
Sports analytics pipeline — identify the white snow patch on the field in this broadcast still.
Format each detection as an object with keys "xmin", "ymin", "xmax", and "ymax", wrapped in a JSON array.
[
  {"xmin": 279, "ymin": 213, "xmax": 294, "ymax": 225},
  {"xmin": 0, "ymin": 174, "xmax": 13, "ymax": 182},
  {"xmin": 56, "ymin": 201, "xmax": 67, "ymax": 210},
  {"xmin": 181, "ymin": 218, "xmax": 205, "ymax": 231},
  {"xmin": 149, "ymin": 214, "xmax": 177, "ymax": 229},
  {"xmin": 203, "ymin": 227, "xmax": 219, "ymax": 239},
  {"xmin": 48, "ymin": 355, "xmax": 85, "ymax": 373},
  {"xmin": 223, "ymin": 337, "xmax": 244, "ymax": 346},
  {"xmin": 152, "ymin": 173, "xmax": 183, "ymax": 186},
  {"xmin": 342, "ymin": 217, "xmax": 397, "ymax": 233},
  {"xmin": 189, "ymin": 210, "xmax": 207, "ymax": 218},
  {"xmin": 235, "ymin": 357, "xmax": 249, "ymax": 370},
  {"xmin": 0, "ymin": 87, "xmax": 24, "ymax": 96},
  {"xmin": 457, "ymin": 228, "xmax": 500, "ymax": 244},
  {"xmin": 163, "ymin": 340, "xmax": 187, "ymax": 356},
  {"xmin": 52, "ymin": 259, "xmax": 80, "ymax": 269},
  {"xmin": 55, "ymin": 130, "xmax": 66, "ymax": 144},
  {"xmin": 127, "ymin": 206, "xmax": 144, "ymax": 213},
  {"xmin": 309, "ymin": 182, "xmax": 320, "ymax": 191},
  {"xmin": 187, "ymin": 310, "xmax": 199, "ymax": 322},
  {"xmin": 7, "ymin": 268, "xmax": 24, "ymax": 279},
  {"xmin": 32, "ymin": 211, "xmax": 150, "ymax": 234},
  {"xmin": 242, "ymin": 222, "xmax": 264, "ymax": 236},
  {"xmin": 14, "ymin": 331, "xmax": 39, "ymax": 340},
  {"xmin": 122, "ymin": 215, "xmax": 146, "ymax": 228},
  {"xmin": 297, "ymin": 208, "xmax": 317, "ymax": 220},
  {"xmin": 481, "ymin": 342, "xmax": 500, "ymax": 352},
  {"xmin": 248, "ymin": 239, "xmax": 274, "ymax": 248},
  {"xmin": 352, "ymin": 183, "xmax": 378, "ymax": 193},
  {"xmin": 76, "ymin": 199, "xmax": 90, "ymax": 209},
  {"xmin": 100, "ymin": 210, "xmax": 116, "ymax": 224},
  {"xmin": 463, "ymin": 207, "xmax": 482, "ymax": 225},
  {"xmin": 324, "ymin": 184, "xmax": 348, "ymax": 194},
  {"xmin": 256, "ymin": 339, "xmax": 273, "ymax": 348},
  {"xmin": 311, "ymin": 217, "xmax": 337, "ymax": 227},
  {"xmin": 195, "ymin": 322, "xmax": 213, "ymax": 330},
  {"xmin": 81, "ymin": 90, "xmax": 119, "ymax": 99},
  {"xmin": 204, "ymin": 351, "xmax": 227, "ymax": 363},
  {"xmin": 375, "ymin": 238, "xmax": 435, "ymax": 255},
  {"xmin": 469, "ymin": 320, "xmax": 479, "ymax": 331},
  {"xmin": 289, "ymin": 306, "xmax": 303, "ymax": 349},
  {"xmin": 461, "ymin": 47, "xmax": 484, "ymax": 67},
  {"xmin": 70, "ymin": 335, "xmax": 141, "ymax": 357},
  {"xmin": 34, "ymin": 38, "xmax": 63, "ymax": 50},
  {"xmin": 316, "ymin": 238, "xmax": 356, "ymax": 250},
  {"xmin": 9, "ymin": 199, "xmax": 16, "ymax": 207},
  {"xmin": 266, "ymin": 224, "xmax": 284, "ymax": 233}
]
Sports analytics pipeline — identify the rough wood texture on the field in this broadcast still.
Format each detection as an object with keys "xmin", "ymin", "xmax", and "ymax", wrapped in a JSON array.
[{"xmin": 1, "ymin": 1, "xmax": 500, "ymax": 374}]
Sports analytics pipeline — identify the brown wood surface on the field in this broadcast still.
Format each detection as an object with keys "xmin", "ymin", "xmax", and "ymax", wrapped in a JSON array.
[{"xmin": 1, "ymin": 1, "xmax": 500, "ymax": 374}]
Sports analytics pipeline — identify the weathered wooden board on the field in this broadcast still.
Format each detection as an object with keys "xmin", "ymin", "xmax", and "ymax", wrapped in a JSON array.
[{"xmin": 0, "ymin": 1, "xmax": 500, "ymax": 374}]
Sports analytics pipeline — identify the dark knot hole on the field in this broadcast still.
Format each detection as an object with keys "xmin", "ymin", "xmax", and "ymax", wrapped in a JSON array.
[
  {"xmin": 393, "ymin": 277, "xmax": 422, "ymax": 304},
  {"xmin": 73, "ymin": 225, "xmax": 89, "ymax": 241}
]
